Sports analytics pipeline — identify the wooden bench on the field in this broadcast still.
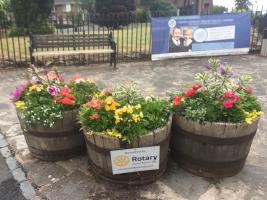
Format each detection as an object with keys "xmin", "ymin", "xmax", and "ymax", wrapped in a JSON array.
[{"xmin": 29, "ymin": 33, "xmax": 117, "ymax": 68}]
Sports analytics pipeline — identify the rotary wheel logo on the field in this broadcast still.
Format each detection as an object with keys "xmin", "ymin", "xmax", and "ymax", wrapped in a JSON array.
[{"xmin": 114, "ymin": 155, "xmax": 130, "ymax": 167}]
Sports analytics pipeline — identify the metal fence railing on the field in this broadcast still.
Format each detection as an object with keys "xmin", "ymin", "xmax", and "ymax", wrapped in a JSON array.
[{"xmin": 0, "ymin": 9, "xmax": 266, "ymax": 68}]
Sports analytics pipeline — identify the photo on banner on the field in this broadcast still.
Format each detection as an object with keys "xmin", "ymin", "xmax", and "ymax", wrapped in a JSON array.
[{"xmin": 151, "ymin": 13, "xmax": 251, "ymax": 61}]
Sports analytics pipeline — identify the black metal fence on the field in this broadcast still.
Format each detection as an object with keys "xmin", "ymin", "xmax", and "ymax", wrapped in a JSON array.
[{"xmin": 0, "ymin": 9, "xmax": 266, "ymax": 68}]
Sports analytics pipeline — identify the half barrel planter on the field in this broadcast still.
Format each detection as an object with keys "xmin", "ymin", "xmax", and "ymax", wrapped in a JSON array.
[
  {"xmin": 83, "ymin": 115, "xmax": 172, "ymax": 185},
  {"xmin": 17, "ymin": 110, "xmax": 85, "ymax": 161},
  {"xmin": 171, "ymin": 115, "xmax": 260, "ymax": 178}
]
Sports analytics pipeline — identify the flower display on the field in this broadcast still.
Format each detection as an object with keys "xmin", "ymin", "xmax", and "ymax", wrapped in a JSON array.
[
  {"xmin": 11, "ymin": 65, "xmax": 99, "ymax": 127},
  {"xmin": 171, "ymin": 58, "xmax": 263, "ymax": 123},
  {"xmin": 80, "ymin": 85, "xmax": 170, "ymax": 142}
]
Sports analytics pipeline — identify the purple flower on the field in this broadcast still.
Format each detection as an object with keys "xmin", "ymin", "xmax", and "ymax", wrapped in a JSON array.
[
  {"xmin": 47, "ymin": 85, "xmax": 59, "ymax": 96},
  {"xmin": 204, "ymin": 64, "xmax": 212, "ymax": 70},
  {"xmin": 220, "ymin": 67, "xmax": 226, "ymax": 75},
  {"xmin": 9, "ymin": 85, "xmax": 24, "ymax": 101}
]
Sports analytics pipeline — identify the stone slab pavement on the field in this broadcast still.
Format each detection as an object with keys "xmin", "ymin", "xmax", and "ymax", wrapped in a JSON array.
[{"xmin": 0, "ymin": 55, "xmax": 267, "ymax": 200}]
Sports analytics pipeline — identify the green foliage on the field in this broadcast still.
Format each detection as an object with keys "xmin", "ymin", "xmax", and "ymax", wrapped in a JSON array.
[
  {"xmin": 136, "ymin": 8, "xmax": 147, "ymax": 22},
  {"xmin": 9, "ymin": 22, "xmax": 54, "ymax": 36},
  {"xmin": 150, "ymin": 0, "xmax": 177, "ymax": 17},
  {"xmin": 9, "ymin": 0, "xmax": 54, "ymax": 35},
  {"xmin": 235, "ymin": 0, "xmax": 252, "ymax": 11},
  {"xmin": 171, "ymin": 58, "xmax": 262, "ymax": 124},
  {"xmin": 213, "ymin": 5, "xmax": 228, "ymax": 14},
  {"xmin": 78, "ymin": 0, "xmax": 95, "ymax": 13},
  {"xmin": 69, "ymin": 80, "xmax": 99, "ymax": 106}
]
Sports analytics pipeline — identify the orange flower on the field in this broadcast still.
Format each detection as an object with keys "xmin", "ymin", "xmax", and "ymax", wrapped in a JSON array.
[
  {"xmin": 71, "ymin": 75, "xmax": 81, "ymax": 82},
  {"xmin": 84, "ymin": 97, "xmax": 101, "ymax": 110},
  {"xmin": 89, "ymin": 114, "xmax": 100, "ymax": 120},
  {"xmin": 56, "ymin": 97, "xmax": 75, "ymax": 105}
]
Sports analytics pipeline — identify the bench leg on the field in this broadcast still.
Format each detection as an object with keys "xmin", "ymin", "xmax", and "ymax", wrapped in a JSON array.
[
  {"xmin": 110, "ymin": 54, "xmax": 112, "ymax": 66},
  {"xmin": 112, "ymin": 52, "xmax": 117, "ymax": 69}
]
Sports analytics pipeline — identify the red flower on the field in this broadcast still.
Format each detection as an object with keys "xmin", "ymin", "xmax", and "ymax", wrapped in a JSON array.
[
  {"xmin": 184, "ymin": 88, "xmax": 196, "ymax": 97},
  {"xmin": 173, "ymin": 96, "xmax": 183, "ymax": 107},
  {"xmin": 223, "ymin": 100, "xmax": 234, "ymax": 109},
  {"xmin": 191, "ymin": 84, "xmax": 203, "ymax": 91},
  {"xmin": 222, "ymin": 91, "xmax": 240, "ymax": 102},
  {"xmin": 84, "ymin": 97, "xmax": 101, "ymax": 110},
  {"xmin": 89, "ymin": 114, "xmax": 100, "ymax": 120},
  {"xmin": 56, "ymin": 97, "xmax": 75, "ymax": 105}
]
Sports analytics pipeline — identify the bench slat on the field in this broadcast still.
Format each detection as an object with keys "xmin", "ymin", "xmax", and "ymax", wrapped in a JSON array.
[{"xmin": 32, "ymin": 49, "xmax": 114, "ymax": 57}]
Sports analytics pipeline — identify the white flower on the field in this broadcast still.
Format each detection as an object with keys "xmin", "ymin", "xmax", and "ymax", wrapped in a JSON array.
[{"xmin": 75, "ymin": 78, "xmax": 85, "ymax": 83}]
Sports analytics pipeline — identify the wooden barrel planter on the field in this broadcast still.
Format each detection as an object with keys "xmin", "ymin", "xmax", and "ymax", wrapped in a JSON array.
[
  {"xmin": 83, "ymin": 115, "xmax": 172, "ymax": 185},
  {"xmin": 17, "ymin": 110, "xmax": 85, "ymax": 161},
  {"xmin": 171, "ymin": 115, "xmax": 260, "ymax": 178}
]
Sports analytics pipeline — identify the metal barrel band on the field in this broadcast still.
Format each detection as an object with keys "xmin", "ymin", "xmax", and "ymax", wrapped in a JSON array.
[
  {"xmin": 85, "ymin": 133, "xmax": 170, "ymax": 155},
  {"xmin": 174, "ymin": 151, "xmax": 248, "ymax": 169},
  {"xmin": 172, "ymin": 124, "xmax": 256, "ymax": 145},
  {"xmin": 88, "ymin": 155, "xmax": 168, "ymax": 185},
  {"xmin": 23, "ymin": 128, "xmax": 83, "ymax": 138},
  {"xmin": 28, "ymin": 144, "xmax": 86, "ymax": 161}
]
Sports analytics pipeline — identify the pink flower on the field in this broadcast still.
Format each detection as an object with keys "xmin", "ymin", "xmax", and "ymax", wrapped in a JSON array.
[
  {"xmin": 47, "ymin": 85, "xmax": 59, "ymax": 96},
  {"xmin": 223, "ymin": 100, "xmax": 234, "ymax": 109},
  {"xmin": 9, "ymin": 85, "xmax": 24, "ymax": 101}
]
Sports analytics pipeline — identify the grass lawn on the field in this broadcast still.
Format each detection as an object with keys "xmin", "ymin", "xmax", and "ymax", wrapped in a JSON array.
[{"xmin": 0, "ymin": 23, "xmax": 151, "ymax": 62}]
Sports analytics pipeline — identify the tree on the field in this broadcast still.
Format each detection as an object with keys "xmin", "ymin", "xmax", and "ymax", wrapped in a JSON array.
[
  {"xmin": 213, "ymin": 5, "xmax": 228, "ymax": 14},
  {"xmin": 78, "ymin": 0, "xmax": 95, "ymax": 14},
  {"xmin": 10, "ymin": 0, "xmax": 54, "ymax": 29},
  {"xmin": 94, "ymin": 0, "xmax": 136, "ymax": 28},
  {"xmin": 140, "ymin": 0, "xmax": 154, "ymax": 19},
  {"xmin": 235, "ymin": 0, "xmax": 252, "ymax": 11},
  {"xmin": 150, "ymin": 0, "xmax": 177, "ymax": 17},
  {"xmin": 0, "ymin": 0, "xmax": 10, "ymax": 21}
]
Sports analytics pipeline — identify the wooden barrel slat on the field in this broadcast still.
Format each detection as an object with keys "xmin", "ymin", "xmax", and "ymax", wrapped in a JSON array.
[
  {"xmin": 17, "ymin": 110, "xmax": 85, "ymax": 161},
  {"xmin": 171, "ymin": 115, "xmax": 260, "ymax": 178},
  {"xmin": 83, "ymin": 115, "xmax": 172, "ymax": 185}
]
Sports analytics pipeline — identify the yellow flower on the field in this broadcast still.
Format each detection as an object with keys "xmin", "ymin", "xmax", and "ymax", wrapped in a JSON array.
[
  {"xmin": 139, "ymin": 112, "xmax": 144, "ymax": 118},
  {"xmin": 105, "ymin": 129, "xmax": 122, "ymax": 139},
  {"xmin": 132, "ymin": 114, "xmax": 141, "ymax": 123},
  {"xmin": 135, "ymin": 104, "xmax": 141, "ymax": 109},
  {"xmin": 15, "ymin": 101, "xmax": 26, "ymax": 110},
  {"xmin": 105, "ymin": 105, "xmax": 111, "ymax": 111},
  {"xmin": 115, "ymin": 115, "xmax": 122, "ymax": 124},
  {"xmin": 126, "ymin": 105, "xmax": 133, "ymax": 114},
  {"xmin": 29, "ymin": 84, "xmax": 43, "ymax": 92},
  {"xmin": 245, "ymin": 110, "xmax": 264, "ymax": 124},
  {"xmin": 105, "ymin": 96, "xmax": 115, "ymax": 105}
]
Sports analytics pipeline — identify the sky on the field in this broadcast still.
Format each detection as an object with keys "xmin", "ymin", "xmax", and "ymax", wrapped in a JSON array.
[{"xmin": 213, "ymin": 0, "xmax": 267, "ymax": 10}]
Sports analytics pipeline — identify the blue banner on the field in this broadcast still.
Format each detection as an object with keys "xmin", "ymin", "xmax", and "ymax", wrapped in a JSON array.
[{"xmin": 151, "ymin": 13, "xmax": 251, "ymax": 60}]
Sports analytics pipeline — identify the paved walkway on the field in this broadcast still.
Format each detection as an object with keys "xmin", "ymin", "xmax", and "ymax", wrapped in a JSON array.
[
  {"xmin": 0, "ymin": 55, "xmax": 267, "ymax": 200},
  {"xmin": 0, "ymin": 153, "xmax": 25, "ymax": 200}
]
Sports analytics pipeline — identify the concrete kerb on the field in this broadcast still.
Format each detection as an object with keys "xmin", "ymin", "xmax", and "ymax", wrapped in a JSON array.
[{"xmin": 0, "ymin": 129, "xmax": 37, "ymax": 200}]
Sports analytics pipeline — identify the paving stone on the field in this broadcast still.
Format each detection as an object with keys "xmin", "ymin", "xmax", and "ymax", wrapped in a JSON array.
[
  {"xmin": 5, "ymin": 124, "xmax": 23, "ymax": 138},
  {"xmin": 24, "ymin": 161, "xmax": 68, "ymax": 187},
  {"xmin": 20, "ymin": 181, "xmax": 36, "ymax": 200},
  {"xmin": 0, "ymin": 146, "xmax": 11, "ymax": 158},
  {"xmin": 42, "ymin": 170, "xmax": 106, "ymax": 200},
  {"xmin": 0, "ymin": 134, "xmax": 3, "ymax": 140},
  {"xmin": 0, "ymin": 139, "xmax": 8, "ymax": 148},
  {"xmin": 5, "ymin": 157, "xmax": 18, "ymax": 171},
  {"xmin": 7, "ymin": 135, "xmax": 28, "ymax": 151},
  {"xmin": 12, "ymin": 168, "xmax": 27, "ymax": 183}
]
